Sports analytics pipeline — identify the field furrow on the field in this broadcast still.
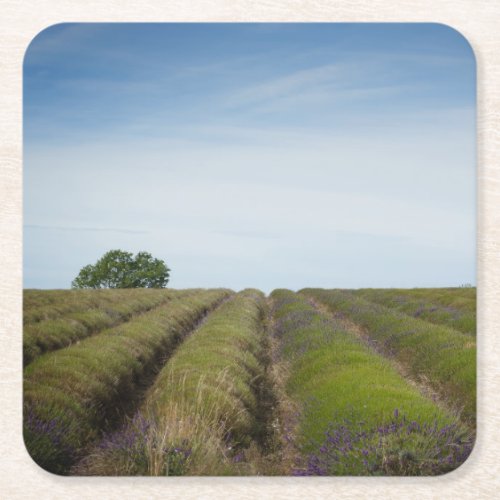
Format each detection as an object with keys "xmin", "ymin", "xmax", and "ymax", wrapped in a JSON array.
[
  {"xmin": 23, "ymin": 288, "xmax": 232, "ymax": 474},
  {"xmin": 352, "ymin": 288, "xmax": 476, "ymax": 335},
  {"xmin": 301, "ymin": 289, "xmax": 476, "ymax": 424},
  {"xmin": 270, "ymin": 290, "xmax": 473, "ymax": 475},
  {"xmin": 75, "ymin": 289, "xmax": 270, "ymax": 476},
  {"xmin": 23, "ymin": 289, "xmax": 197, "ymax": 365}
]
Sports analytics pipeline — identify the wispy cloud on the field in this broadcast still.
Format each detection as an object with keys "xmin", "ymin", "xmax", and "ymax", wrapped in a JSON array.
[
  {"xmin": 227, "ymin": 64, "xmax": 341, "ymax": 105},
  {"xmin": 224, "ymin": 59, "xmax": 440, "ymax": 119}
]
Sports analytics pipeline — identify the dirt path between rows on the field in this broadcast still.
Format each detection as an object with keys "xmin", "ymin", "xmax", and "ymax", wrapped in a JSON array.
[{"xmin": 248, "ymin": 296, "xmax": 302, "ymax": 475}]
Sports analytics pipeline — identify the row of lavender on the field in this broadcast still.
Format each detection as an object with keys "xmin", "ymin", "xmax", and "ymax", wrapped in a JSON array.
[
  {"xmin": 23, "ymin": 289, "xmax": 232, "ymax": 474},
  {"xmin": 74, "ymin": 289, "xmax": 270, "ymax": 475},
  {"xmin": 352, "ymin": 287, "xmax": 476, "ymax": 336},
  {"xmin": 270, "ymin": 290, "xmax": 473, "ymax": 475},
  {"xmin": 23, "ymin": 287, "xmax": 475, "ymax": 475},
  {"xmin": 303, "ymin": 288, "xmax": 476, "ymax": 423},
  {"xmin": 23, "ymin": 288, "xmax": 186, "ymax": 364}
]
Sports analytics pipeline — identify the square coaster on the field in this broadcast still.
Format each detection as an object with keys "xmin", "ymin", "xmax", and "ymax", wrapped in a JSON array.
[{"xmin": 23, "ymin": 23, "xmax": 476, "ymax": 476}]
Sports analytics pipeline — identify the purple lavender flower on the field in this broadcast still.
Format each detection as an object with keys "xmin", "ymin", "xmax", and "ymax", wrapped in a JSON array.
[{"xmin": 293, "ymin": 411, "xmax": 473, "ymax": 476}]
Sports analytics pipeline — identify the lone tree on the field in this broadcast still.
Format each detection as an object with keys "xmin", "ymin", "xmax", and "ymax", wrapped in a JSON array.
[{"xmin": 72, "ymin": 249, "xmax": 170, "ymax": 289}]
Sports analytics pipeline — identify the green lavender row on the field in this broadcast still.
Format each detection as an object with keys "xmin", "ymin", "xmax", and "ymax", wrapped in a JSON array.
[
  {"xmin": 23, "ymin": 289, "xmax": 196, "ymax": 364},
  {"xmin": 353, "ymin": 288, "xmax": 476, "ymax": 335},
  {"xmin": 78, "ymin": 289, "xmax": 268, "ymax": 476},
  {"xmin": 301, "ymin": 289, "xmax": 476, "ymax": 424},
  {"xmin": 24, "ymin": 288, "xmax": 232, "ymax": 474},
  {"xmin": 271, "ymin": 290, "xmax": 472, "ymax": 475}
]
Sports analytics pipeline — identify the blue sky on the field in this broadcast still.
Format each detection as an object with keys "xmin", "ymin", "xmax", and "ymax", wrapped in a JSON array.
[{"xmin": 24, "ymin": 23, "xmax": 476, "ymax": 292}]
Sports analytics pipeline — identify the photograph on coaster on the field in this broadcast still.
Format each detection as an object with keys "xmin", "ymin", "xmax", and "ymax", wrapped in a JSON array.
[{"xmin": 23, "ymin": 23, "xmax": 476, "ymax": 476}]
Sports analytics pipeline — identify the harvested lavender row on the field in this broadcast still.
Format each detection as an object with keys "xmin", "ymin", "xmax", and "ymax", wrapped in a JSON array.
[
  {"xmin": 358, "ymin": 287, "xmax": 476, "ymax": 311},
  {"xmin": 23, "ymin": 289, "xmax": 232, "ymax": 475},
  {"xmin": 23, "ymin": 289, "xmax": 197, "ymax": 365},
  {"xmin": 301, "ymin": 288, "xmax": 476, "ymax": 424},
  {"xmin": 77, "ymin": 289, "xmax": 268, "ymax": 476},
  {"xmin": 24, "ymin": 288, "xmax": 175, "ymax": 325},
  {"xmin": 352, "ymin": 288, "xmax": 476, "ymax": 336},
  {"xmin": 270, "ymin": 290, "xmax": 472, "ymax": 476}
]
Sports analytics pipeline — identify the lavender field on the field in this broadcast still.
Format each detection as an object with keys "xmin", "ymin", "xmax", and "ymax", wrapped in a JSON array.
[{"xmin": 23, "ymin": 287, "xmax": 475, "ymax": 476}]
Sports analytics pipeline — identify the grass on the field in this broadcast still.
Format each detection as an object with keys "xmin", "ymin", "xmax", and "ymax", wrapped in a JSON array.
[
  {"xmin": 76, "ymin": 289, "xmax": 269, "ymax": 476},
  {"xmin": 301, "ymin": 289, "xmax": 476, "ymax": 424},
  {"xmin": 270, "ymin": 290, "xmax": 473, "ymax": 475},
  {"xmin": 23, "ymin": 289, "xmax": 194, "ymax": 364},
  {"xmin": 23, "ymin": 288, "xmax": 232, "ymax": 475},
  {"xmin": 353, "ymin": 288, "xmax": 476, "ymax": 336}
]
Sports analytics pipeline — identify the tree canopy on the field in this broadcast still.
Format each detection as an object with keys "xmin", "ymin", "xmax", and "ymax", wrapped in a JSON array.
[{"xmin": 71, "ymin": 250, "xmax": 170, "ymax": 289}]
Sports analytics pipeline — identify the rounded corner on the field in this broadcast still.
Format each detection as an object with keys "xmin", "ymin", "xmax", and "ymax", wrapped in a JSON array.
[
  {"xmin": 22, "ymin": 422, "xmax": 70, "ymax": 477},
  {"xmin": 23, "ymin": 22, "xmax": 72, "ymax": 70},
  {"xmin": 429, "ymin": 22, "xmax": 477, "ymax": 69},
  {"xmin": 432, "ymin": 431, "xmax": 477, "ymax": 478}
]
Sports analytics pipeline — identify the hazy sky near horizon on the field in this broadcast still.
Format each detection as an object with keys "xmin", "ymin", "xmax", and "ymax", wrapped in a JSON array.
[{"xmin": 24, "ymin": 23, "xmax": 475, "ymax": 292}]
